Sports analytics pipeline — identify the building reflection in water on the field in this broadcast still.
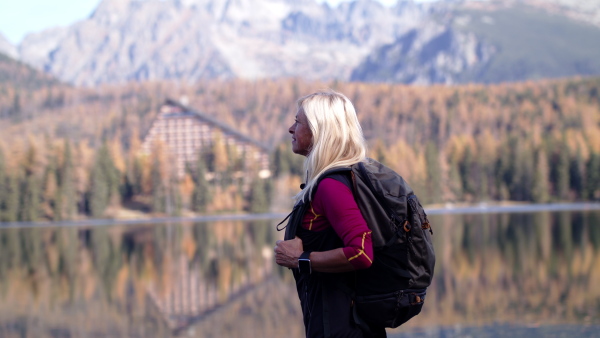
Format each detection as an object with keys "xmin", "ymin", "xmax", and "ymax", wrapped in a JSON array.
[
  {"xmin": 145, "ymin": 245, "xmax": 274, "ymax": 333},
  {"xmin": 0, "ymin": 210, "xmax": 599, "ymax": 337},
  {"xmin": 119, "ymin": 220, "xmax": 285, "ymax": 336}
]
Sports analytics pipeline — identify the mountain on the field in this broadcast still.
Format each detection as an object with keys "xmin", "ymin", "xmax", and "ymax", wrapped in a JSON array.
[
  {"xmin": 350, "ymin": 22, "xmax": 497, "ymax": 84},
  {"xmin": 0, "ymin": 49, "xmax": 59, "ymax": 91},
  {"xmin": 0, "ymin": 33, "xmax": 17, "ymax": 60},
  {"xmin": 17, "ymin": 0, "xmax": 427, "ymax": 86},
  {"xmin": 12, "ymin": 0, "xmax": 600, "ymax": 86},
  {"xmin": 352, "ymin": 2, "xmax": 600, "ymax": 84},
  {"xmin": 530, "ymin": 0, "xmax": 600, "ymax": 27},
  {"xmin": 0, "ymin": 49, "xmax": 61, "ymax": 121}
]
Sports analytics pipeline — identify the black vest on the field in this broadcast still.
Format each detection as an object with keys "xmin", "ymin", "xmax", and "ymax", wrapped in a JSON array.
[{"xmin": 283, "ymin": 173, "xmax": 374, "ymax": 338}]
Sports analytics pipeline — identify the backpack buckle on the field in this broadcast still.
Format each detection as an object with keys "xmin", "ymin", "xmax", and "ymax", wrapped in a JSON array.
[
  {"xmin": 421, "ymin": 221, "xmax": 433, "ymax": 235},
  {"xmin": 402, "ymin": 220, "xmax": 411, "ymax": 232}
]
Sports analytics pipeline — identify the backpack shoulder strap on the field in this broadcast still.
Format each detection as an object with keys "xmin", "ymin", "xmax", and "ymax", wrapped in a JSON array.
[
  {"xmin": 319, "ymin": 167, "xmax": 353, "ymax": 192},
  {"xmin": 323, "ymin": 172, "xmax": 352, "ymax": 191},
  {"xmin": 278, "ymin": 167, "xmax": 352, "ymax": 239}
]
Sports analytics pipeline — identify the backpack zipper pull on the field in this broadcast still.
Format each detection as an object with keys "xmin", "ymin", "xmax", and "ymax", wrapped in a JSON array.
[{"xmin": 402, "ymin": 220, "xmax": 411, "ymax": 232}]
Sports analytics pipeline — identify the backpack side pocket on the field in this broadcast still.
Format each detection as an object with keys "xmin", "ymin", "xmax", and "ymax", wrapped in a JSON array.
[{"xmin": 354, "ymin": 288, "xmax": 426, "ymax": 328}]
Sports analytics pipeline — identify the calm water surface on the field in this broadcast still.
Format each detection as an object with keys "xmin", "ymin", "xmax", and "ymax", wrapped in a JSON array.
[{"xmin": 0, "ymin": 210, "xmax": 599, "ymax": 337}]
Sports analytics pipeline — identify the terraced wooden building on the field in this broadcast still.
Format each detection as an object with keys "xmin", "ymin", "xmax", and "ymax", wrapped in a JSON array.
[{"xmin": 141, "ymin": 99, "xmax": 271, "ymax": 179}]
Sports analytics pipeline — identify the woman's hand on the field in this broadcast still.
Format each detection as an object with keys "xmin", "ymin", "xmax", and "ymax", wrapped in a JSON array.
[
  {"xmin": 274, "ymin": 237, "xmax": 304, "ymax": 269},
  {"xmin": 274, "ymin": 238, "xmax": 356, "ymax": 273}
]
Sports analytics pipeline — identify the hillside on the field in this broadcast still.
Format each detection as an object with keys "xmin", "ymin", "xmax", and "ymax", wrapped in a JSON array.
[
  {"xmin": 7, "ymin": 0, "xmax": 600, "ymax": 86},
  {"xmin": 0, "ymin": 52, "xmax": 59, "ymax": 89},
  {"xmin": 0, "ymin": 52, "xmax": 62, "ymax": 121},
  {"xmin": 352, "ymin": 3, "xmax": 600, "ymax": 84},
  {"xmin": 0, "ymin": 76, "xmax": 599, "ymax": 222},
  {"xmin": 530, "ymin": 0, "xmax": 600, "ymax": 27},
  {"xmin": 460, "ymin": 3, "xmax": 600, "ymax": 82}
]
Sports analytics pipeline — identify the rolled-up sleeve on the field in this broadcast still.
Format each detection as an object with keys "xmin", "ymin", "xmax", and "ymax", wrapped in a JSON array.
[{"xmin": 313, "ymin": 178, "xmax": 373, "ymax": 269}]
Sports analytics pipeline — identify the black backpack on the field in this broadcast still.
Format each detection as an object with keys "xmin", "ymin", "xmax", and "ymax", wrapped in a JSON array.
[{"xmin": 282, "ymin": 158, "xmax": 435, "ymax": 330}]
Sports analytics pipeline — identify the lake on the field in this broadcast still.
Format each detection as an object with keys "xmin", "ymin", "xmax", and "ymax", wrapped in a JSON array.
[{"xmin": 0, "ymin": 208, "xmax": 599, "ymax": 337}]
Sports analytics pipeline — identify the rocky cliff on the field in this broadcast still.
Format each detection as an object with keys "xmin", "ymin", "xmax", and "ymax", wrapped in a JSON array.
[
  {"xmin": 15, "ymin": 0, "xmax": 427, "ymax": 86},
  {"xmin": 9, "ymin": 0, "xmax": 600, "ymax": 86}
]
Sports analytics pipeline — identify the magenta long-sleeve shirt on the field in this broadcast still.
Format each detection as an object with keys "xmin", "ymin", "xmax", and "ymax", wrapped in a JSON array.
[{"xmin": 301, "ymin": 178, "xmax": 374, "ymax": 269}]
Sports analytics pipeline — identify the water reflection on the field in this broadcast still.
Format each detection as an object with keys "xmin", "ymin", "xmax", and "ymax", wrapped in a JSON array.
[
  {"xmin": 0, "ymin": 211, "xmax": 599, "ymax": 337},
  {"xmin": 406, "ymin": 211, "xmax": 600, "ymax": 332}
]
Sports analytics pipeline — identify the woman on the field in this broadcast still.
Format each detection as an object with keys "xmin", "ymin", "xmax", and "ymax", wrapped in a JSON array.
[{"xmin": 274, "ymin": 91, "xmax": 383, "ymax": 337}]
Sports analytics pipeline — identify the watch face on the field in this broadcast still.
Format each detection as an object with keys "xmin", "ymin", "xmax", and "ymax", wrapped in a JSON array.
[{"xmin": 298, "ymin": 258, "xmax": 311, "ymax": 274}]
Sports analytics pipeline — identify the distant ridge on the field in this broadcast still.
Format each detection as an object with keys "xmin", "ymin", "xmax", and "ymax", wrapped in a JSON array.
[
  {"xmin": 352, "ymin": 3, "xmax": 600, "ymax": 84},
  {"xmin": 7, "ymin": 0, "xmax": 600, "ymax": 86},
  {"xmin": 0, "ymin": 51, "xmax": 60, "ymax": 91}
]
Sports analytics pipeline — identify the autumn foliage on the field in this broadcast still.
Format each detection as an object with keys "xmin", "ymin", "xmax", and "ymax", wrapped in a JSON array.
[{"xmin": 1, "ymin": 76, "xmax": 599, "ymax": 221}]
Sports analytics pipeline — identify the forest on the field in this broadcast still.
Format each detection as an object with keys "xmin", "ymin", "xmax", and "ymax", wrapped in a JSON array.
[{"xmin": 0, "ymin": 70, "xmax": 599, "ymax": 221}]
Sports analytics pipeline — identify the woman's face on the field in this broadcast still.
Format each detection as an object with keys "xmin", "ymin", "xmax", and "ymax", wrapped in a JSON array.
[{"xmin": 289, "ymin": 108, "xmax": 312, "ymax": 156}]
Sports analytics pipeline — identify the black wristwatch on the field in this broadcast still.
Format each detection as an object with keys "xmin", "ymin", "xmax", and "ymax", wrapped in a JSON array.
[{"xmin": 298, "ymin": 251, "xmax": 312, "ymax": 274}]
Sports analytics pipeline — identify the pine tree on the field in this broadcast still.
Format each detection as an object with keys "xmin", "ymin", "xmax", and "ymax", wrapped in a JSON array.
[
  {"xmin": 222, "ymin": 143, "xmax": 238, "ymax": 186},
  {"xmin": 52, "ymin": 164, "xmax": 63, "ymax": 221},
  {"xmin": 478, "ymin": 162, "xmax": 489, "ymax": 201},
  {"xmin": 511, "ymin": 143, "xmax": 534, "ymax": 201},
  {"xmin": 191, "ymin": 153, "xmax": 212, "ymax": 213},
  {"xmin": 124, "ymin": 155, "xmax": 144, "ymax": 199},
  {"xmin": 555, "ymin": 144, "xmax": 570, "ymax": 201},
  {"xmin": 212, "ymin": 132, "xmax": 229, "ymax": 184},
  {"xmin": 171, "ymin": 178, "xmax": 183, "ymax": 216},
  {"xmin": 18, "ymin": 143, "xmax": 41, "ymax": 221},
  {"xmin": 532, "ymin": 149, "xmax": 550, "ymax": 203},
  {"xmin": 273, "ymin": 142, "xmax": 303, "ymax": 177},
  {"xmin": 273, "ymin": 143, "xmax": 290, "ymax": 177},
  {"xmin": 123, "ymin": 131, "xmax": 143, "ymax": 199},
  {"xmin": 424, "ymin": 142, "xmax": 442, "ymax": 204},
  {"xmin": 447, "ymin": 161, "xmax": 463, "ymax": 201},
  {"xmin": 586, "ymin": 152, "xmax": 600, "ymax": 200},
  {"xmin": 569, "ymin": 148, "xmax": 585, "ymax": 200},
  {"xmin": 123, "ymin": 157, "xmax": 135, "ymax": 200},
  {"xmin": 44, "ymin": 155, "xmax": 61, "ymax": 221},
  {"xmin": 60, "ymin": 140, "xmax": 77, "ymax": 219},
  {"xmin": 89, "ymin": 143, "xmax": 119, "ymax": 218},
  {"xmin": 3, "ymin": 173, "xmax": 20, "ymax": 222},
  {"xmin": 20, "ymin": 174, "xmax": 41, "ymax": 221},
  {"xmin": 151, "ymin": 154, "xmax": 166, "ymax": 213},
  {"xmin": 494, "ymin": 141, "xmax": 514, "ymax": 201},
  {"xmin": 248, "ymin": 178, "xmax": 270, "ymax": 213},
  {"xmin": 460, "ymin": 146, "xmax": 477, "ymax": 199},
  {"xmin": 204, "ymin": 147, "xmax": 216, "ymax": 173},
  {"xmin": 89, "ymin": 161, "xmax": 109, "ymax": 218}
]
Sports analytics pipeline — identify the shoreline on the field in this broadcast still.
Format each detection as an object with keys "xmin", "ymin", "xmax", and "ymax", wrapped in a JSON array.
[{"xmin": 1, "ymin": 201, "xmax": 599, "ymax": 229}]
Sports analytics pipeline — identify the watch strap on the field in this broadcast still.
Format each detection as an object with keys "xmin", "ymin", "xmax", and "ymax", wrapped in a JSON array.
[
  {"xmin": 299, "ymin": 251, "xmax": 312, "ymax": 260},
  {"xmin": 298, "ymin": 251, "xmax": 312, "ymax": 274}
]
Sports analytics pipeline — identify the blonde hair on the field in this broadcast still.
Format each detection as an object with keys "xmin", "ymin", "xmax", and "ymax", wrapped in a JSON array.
[{"xmin": 295, "ymin": 90, "xmax": 367, "ymax": 202}]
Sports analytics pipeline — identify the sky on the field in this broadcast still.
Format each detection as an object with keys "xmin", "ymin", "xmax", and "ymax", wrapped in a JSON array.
[{"xmin": 0, "ymin": 0, "xmax": 427, "ymax": 45}]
